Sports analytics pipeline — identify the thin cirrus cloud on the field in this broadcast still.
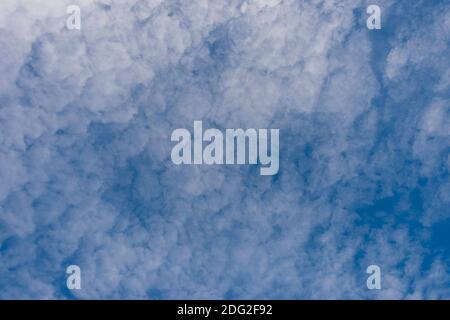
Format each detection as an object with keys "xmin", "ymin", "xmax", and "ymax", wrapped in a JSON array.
[{"xmin": 0, "ymin": 0, "xmax": 449, "ymax": 299}]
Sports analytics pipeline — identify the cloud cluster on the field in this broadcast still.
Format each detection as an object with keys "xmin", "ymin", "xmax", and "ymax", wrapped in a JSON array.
[{"xmin": 0, "ymin": 0, "xmax": 449, "ymax": 299}]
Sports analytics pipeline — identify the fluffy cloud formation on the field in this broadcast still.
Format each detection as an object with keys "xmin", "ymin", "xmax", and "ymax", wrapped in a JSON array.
[{"xmin": 0, "ymin": 0, "xmax": 449, "ymax": 299}]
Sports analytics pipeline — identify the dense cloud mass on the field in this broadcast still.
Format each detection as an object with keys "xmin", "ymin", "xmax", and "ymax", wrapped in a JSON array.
[{"xmin": 0, "ymin": 0, "xmax": 449, "ymax": 299}]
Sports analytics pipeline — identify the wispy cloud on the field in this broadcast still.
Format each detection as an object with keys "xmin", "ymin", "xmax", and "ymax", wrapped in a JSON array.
[{"xmin": 0, "ymin": 0, "xmax": 449, "ymax": 299}]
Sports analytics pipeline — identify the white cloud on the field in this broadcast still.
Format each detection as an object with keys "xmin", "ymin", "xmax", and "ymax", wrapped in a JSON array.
[{"xmin": 0, "ymin": 0, "xmax": 449, "ymax": 299}]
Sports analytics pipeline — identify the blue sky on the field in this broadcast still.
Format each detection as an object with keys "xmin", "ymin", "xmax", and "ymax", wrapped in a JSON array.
[{"xmin": 0, "ymin": 0, "xmax": 449, "ymax": 299}]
